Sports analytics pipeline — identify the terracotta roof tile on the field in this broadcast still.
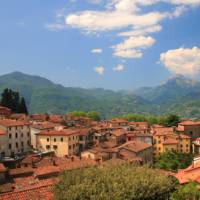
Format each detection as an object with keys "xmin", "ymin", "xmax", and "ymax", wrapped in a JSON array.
[
  {"xmin": 119, "ymin": 141, "xmax": 152, "ymax": 153},
  {"xmin": 163, "ymin": 138, "xmax": 178, "ymax": 145},
  {"xmin": 0, "ymin": 129, "xmax": 6, "ymax": 136},
  {"xmin": 0, "ymin": 184, "xmax": 53, "ymax": 200},
  {"xmin": 179, "ymin": 120, "xmax": 200, "ymax": 126},
  {"xmin": 0, "ymin": 119, "xmax": 30, "ymax": 127}
]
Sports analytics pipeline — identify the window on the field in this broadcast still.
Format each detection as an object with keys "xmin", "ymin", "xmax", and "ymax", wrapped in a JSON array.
[
  {"xmin": 73, "ymin": 144, "xmax": 75, "ymax": 148},
  {"xmin": 27, "ymin": 132, "xmax": 30, "ymax": 137},
  {"xmin": 180, "ymin": 144, "xmax": 183, "ymax": 147},
  {"xmin": 47, "ymin": 138, "xmax": 49, "ymax": 142},
  {"xmin": 27, "ymin": 140, "xmax": 30, "ymax": 145},
  {"xmin": 69, "ymin": 137, "xmax": 71, "ymax": 141},
  {"xmin": 69, "ymin": 145, "xmax": 71, "ymax": 150},
  {"xmin": 15, "ymin": 133, "xmax": 18, "ymax": 138},
  {"xmin": 9, "ymin": 127, "xmax": 11, "ymax": 131},
  {"xmin": 73, "ymin": 136, "xmax": 74, "ymax": 140},
  {"xmin": 46, "ymin": 145, "xmax": 50, "ymax": 149},
  {"xmin": 9, "ymin": 144, "xmax": 12, "ymax": 149},
  {"xmin": 54, "ymin": 138, "xmax": 57, "ymax": 142},
  {"xmin": 9, "ymin": 134, "xmax": 12, "ymax": 139},
  {"xmin": 61, "ymin": 137, "xmax": 63, "ymax": 142},
  {"xmin": 21, "ymin": 142, "xmax": 24, "ymax": 147},
  {"xmin": 53, "ymin": 145, "xmax": 57, "ymax": 150},
  {"xmin": 186, "ymin": 144, "xmax": 189, "ymax": 147},
  {"xmin": 16, "ymin": 143, "xmax": 18, "ymax": 148},
  {"xmin": 21, "ymin": 133, "xmax": 23, "ymax": 138}
]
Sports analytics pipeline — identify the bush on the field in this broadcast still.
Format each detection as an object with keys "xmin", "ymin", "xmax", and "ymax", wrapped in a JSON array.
[{"xmin": 54, "ymin": 164, "xmax": 177, "ymax": 200}]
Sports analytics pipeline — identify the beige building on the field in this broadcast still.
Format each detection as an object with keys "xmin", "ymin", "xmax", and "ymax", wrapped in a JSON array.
[
  {"xmin": 30, "ymin": 122, "xmax": 60, "ymax": 149},
  {"xmin": 0, "ymin": 119, "xmax": 31, "ymax": 157},
  {"xmin": 153, "ymin": 127, "xmax": 191, "ymax": 156},
  {"xmin": 36, "ymin": 128, "xmax": 90, "ymax": 157}
]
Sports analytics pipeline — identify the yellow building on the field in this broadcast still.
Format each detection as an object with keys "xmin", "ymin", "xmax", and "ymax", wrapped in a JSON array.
[
  {"xmin": 36, "ymin": 128, "xmax": 90, "ymax": 157},
  {"xmin": 0, "ymin": 119, "xmax": 31, "ymax": 158},
  {"xmin": 153, "ymin": 129, "xmax": 191, "ymax": 156}
]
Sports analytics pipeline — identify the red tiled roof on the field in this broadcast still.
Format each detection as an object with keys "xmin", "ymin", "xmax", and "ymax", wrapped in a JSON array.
[
  {"xmin": 38, "ymin": 129, "xmax": 79, "ymax": 136},
  {"xmin": 0, "ymin": 129, "xmax": 6, "ymax": 136},
  {"xmin": 0, "ymin": 184, "xmax": 53, "ymax": 200},
  {"xmin": 129, "ymin": 122, "xmax": 148, "ymax": 126},
  {"xmin": 163, "ymin": 138, "xmax": 178, "ymax": 145},
  {"xmin": 179, "ymin": 134, "xmax": 191, "ymax": 139},
  {"xmin": 119, "ymin": 141, "xmax": 152, "ymax": 153},
  {"xmin": 31, "ymin": 122, "xmax": 55, "ymax": 130},
  {"xmin": 110, "ymin": 118, "xmax": 128, "ymax": 123},
  {"xmin": 30, "ymin": 114, "xmax": 48, "ymax": 121},
  {"xmin": 111, "ymin": 129, "xmax": 125, "ymax": 137},
  {"xmin": 9, "ymin": 167, "xmax": 34, "ymax": 176},
  {"xmin": 0, "ymin": 106, "xmax": 11, "ymax": 113},
  {"xmin": 153, "ymin": 127, "xmax": 175, "ymax": 136},
  {"xmin": 174, "ymin": 158, "xmax": 200, "ymax": 184},
  {"xmin": 48, "ymin": 115, "xmax": 63, "ymax": 123},
  {"xmin": 34, "ymin": 166, "xmax": 60, "ymax": 177},
  {"xmin": 179, "ymin": 120, "xmax": 200, "ymax": 126},
  {"xmin": 0, "ymin": 119, "xmax": 30, "ymax": 127}
]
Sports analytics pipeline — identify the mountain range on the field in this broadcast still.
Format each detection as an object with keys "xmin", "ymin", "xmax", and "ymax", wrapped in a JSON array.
[{"xmin": 0, "ymin": 72, "xmax": 200, "ymax": 118}]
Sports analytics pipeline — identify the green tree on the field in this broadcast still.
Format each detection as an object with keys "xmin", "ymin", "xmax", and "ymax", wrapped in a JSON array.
[
  {"xmin": 87, "ymin": 111, "xmax": 101, "ymax": 121},
  {"xmin": 162, "ymin": 114, "xmax": 180, "ymax": 127},
  {"xmin": 154, "ymin": 151, "xmax": 193, "ymax": 171},
  {"xmin": 18, "ymin": 97, "xmax": 28, "ymax": 114},
  {"xmin": 67, "ymin": 111, "xmax": 101, "ymax": 121},
  {"xmin": 54, "ymin": 164, "xmax": 177, "ymax": 200},
  {"xmin": 170, "ymin": 181, "xmax": 200, "ymax": 200},
  {"xmin": 0, "ymin": 88, "xmax": 28, "ymax": 114}
]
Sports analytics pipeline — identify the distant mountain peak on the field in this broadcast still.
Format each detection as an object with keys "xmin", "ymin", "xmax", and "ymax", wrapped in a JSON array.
[{"xmin": 163, "ymin": 75, "xmax": 198, "ymax": 87}]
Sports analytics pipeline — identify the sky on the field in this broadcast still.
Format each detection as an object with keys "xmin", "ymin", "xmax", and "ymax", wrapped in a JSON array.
[{"xmin": 0, "ymin": 0, "xmax": 200, "ymax": 90}]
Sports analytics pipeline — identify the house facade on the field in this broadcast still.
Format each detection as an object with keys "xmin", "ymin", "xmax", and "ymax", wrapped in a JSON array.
[{"xmin": 0, "ymin": 119, "xmax": 31, "ymax": 157}]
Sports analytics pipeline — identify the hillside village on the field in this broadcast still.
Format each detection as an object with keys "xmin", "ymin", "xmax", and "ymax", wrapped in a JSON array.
[{"xmin": 1, "ymin": 105, "xmax": 200, "ymax": 199}]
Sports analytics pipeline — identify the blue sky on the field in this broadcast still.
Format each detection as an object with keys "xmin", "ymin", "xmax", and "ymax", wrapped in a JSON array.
[{"xmin": 0, "ymin": 0, "xmax": 200, "ymax": 90}]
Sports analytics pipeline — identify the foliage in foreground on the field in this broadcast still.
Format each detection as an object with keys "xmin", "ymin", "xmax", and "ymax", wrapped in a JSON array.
[
  {"xmin": 154, "ymin": 151, "xmax": 193, "ymax": 171},
  {"xmin": 54, "ymin": 164, "xmax": 177, "ymax": 200},
  {"xmin": 170, "ymin": 181, "xmax": 200, "ymax": 200}
]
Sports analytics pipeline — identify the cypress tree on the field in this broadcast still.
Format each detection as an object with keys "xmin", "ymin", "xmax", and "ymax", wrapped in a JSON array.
[
  {"xmin": 19, "ymin": 97, "xmax": 28, "ymax": 114},
  {"xmin": 0, "ymin": 88, "xmax": 28, "ymax": 114}
]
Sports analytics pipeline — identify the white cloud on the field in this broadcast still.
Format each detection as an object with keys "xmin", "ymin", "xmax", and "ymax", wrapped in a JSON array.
[
  {"xmin": 118, "ymin": 25, "xmax": 162, "ymax": 37},
  {"xmin": 65, "ymin": 0, "xmax": 194, "ymax": 32},
  {"xmin": 91, "ymin": 48, "xmax": 103, "ymax": 53},
  {"xmin": 46, "ymin": 0, "xmax": 200, "ymax": 60},
  {"xmin": 113, "ymin": 64, "xmax": 125, "ymax": 72},
  {"xmin": 64, "ymin": 0, "xmax": 198, "ymax": 59},
  {"xmin": 66, "ymin": 10, "xmax": 166, "ymax": 32},
  {"xmin": 160, "ymin": 47, "xmax": 200, "ymax": 77},
  {"xmin": 112, "ymin": 36, "xmax": 155, "ymax": 58},
  {"xmin": 94, "ymin": 66, "xmax": 105, "ymax": 74}
]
